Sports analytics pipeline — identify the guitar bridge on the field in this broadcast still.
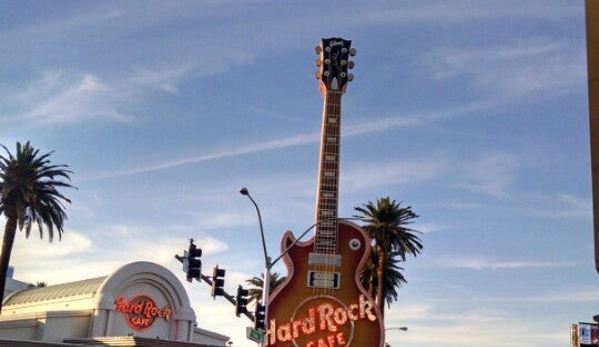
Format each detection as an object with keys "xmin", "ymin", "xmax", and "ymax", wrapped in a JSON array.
[
  {"xmin": 308, "ymin": 253, "xmax": 341, "ymax": 267},
  {"xmin": 307, "ymin": 270, "xmax": 341, "ymax": 289}
]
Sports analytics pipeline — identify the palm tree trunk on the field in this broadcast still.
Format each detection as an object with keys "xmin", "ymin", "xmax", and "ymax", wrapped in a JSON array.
[
  {"xmin": 376, "ymin": 245, "xmax": 386, "ymax": 318},
  {"xmin": 0, "ymin": 217, "xmax": 18, "ymax": 313}
]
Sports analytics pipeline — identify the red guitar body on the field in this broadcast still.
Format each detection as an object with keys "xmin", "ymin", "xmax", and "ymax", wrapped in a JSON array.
[
  {"xmin": 265, "ymin": 38, "xmax": 384, "ymax": 347},
  {"xmin": 267, "ymin": 221, "xmax": 383, "ymax": 347}
]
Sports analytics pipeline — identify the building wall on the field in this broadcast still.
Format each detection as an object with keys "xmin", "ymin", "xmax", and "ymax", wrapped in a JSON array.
[{"xmin": 0, "ymin": 262, "xmax": 229, "ymax": 346}]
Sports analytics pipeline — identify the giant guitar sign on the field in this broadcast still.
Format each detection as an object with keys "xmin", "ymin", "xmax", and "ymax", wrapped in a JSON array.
[{"xmin": 266, "ymin": 38, "xmax": 384, "ymax": 347}]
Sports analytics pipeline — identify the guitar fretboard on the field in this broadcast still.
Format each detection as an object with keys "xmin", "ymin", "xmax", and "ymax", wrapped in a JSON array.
[{"xmin": 315, "ymin": 90, "xmax": 342, "ymax": 254}]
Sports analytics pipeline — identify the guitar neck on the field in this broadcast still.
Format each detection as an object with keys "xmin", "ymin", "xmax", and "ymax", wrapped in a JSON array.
[{"xmin": 314, "ymin": 90, "xmax": 342, "ymax": 254}]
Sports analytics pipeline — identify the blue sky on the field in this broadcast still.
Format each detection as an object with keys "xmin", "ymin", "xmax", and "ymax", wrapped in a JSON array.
[{"xmin": 0, "ymin": 1, "xmax": 597, "ymax": 346}]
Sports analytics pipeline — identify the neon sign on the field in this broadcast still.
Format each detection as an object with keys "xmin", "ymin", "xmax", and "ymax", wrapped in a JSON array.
[
  {"xmin": 266, "ymin": 294, "xmax": 377, "ymax": 347},
  {"xmin": 114, "ymin": 295, "xmax": 172, "ymax": 331}
]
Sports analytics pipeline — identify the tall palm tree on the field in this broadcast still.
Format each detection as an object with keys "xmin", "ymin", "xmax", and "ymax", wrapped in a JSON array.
[
  {"xmin": 0, "ymin": 141, "xmax": 75, "ymax": 313},
  {"xmin": 360, "ymin": 250, "xmax": 407, "ymax": 309},
  {"xmin": 245, "ymin": 272, "xmax": 286, "ymax": 306},
  {"xmin": 354, "ymin": 197, "xmax": 422, "ymax": 316}
]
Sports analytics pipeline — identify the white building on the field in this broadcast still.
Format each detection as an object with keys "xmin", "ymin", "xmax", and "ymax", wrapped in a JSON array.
[{"xmin": 0, "ymin": 262, "xmax": 229, "ymax": 347}]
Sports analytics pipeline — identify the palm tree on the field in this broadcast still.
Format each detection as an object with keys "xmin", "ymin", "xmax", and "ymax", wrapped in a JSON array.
[
  {"xmin": 0, "ymin": 141, "xmax": 75, "ymax": 312},
  {"xmin": 354, "ymin": 197, "xmax": 422, "ymax": 316},
  {"xmin": 245, "ymin": 272, "xmax": 286, "ymax": 306},
  {"xmin": 360, "ymin": 250, "xmax": 407, "ymax": 309}
]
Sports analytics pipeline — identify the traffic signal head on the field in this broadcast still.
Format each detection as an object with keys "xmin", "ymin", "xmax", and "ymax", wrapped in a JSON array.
[
  {"xmin": 235, "ymin": 285, "xmax": 249, "ymax": 317},
  {"xmin": 211, "ymin": 266, "xmax": 226, "ymax": 297},
  {"xmin": 254, "ymin": 302, "xmax": 266, "ymax": 331},
  {"xmin": 186, "ymin": 242, "xmax": 203, "ymax": 282}
]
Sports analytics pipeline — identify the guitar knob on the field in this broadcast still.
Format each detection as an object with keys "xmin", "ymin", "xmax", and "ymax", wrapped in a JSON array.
[
  {"xmin": 315, "ymin": 45, "xmax": 323, "ymax": 54},
  {"xmin": 349, "ymin": 48, "xmax": 357, "ymax": 56},
  {"xmin": 348, "ymin": 61, "xmax": 355, "ymax": 69},
  {"xmin": 349, "ymin": 239, "xmax": 361, "ymax": 250},
  {"xmin": 315, "ymin": 59, "xmax": 323, "ymax": 67},
  {"xmin": 347, "ymin": 74, "xmax": 354, "ymax": 81},
  {"xmin": 314, "ymin": 71, "xmax": 322, "ymax": 80}
]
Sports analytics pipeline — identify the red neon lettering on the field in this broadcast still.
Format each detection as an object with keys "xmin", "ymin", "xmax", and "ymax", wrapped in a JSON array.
[
  {"xmin": 268, "ymin": 295, "xmax": 377, "ymax": 346},
  {"xmin": 317, "ymin": 303, "xmax": 336, "ymax": 332},
  {"xmin": 114, "ymin": 295, "xmax": 172, "ymax": 331},
  {"xmin": 359, "ymin": 294, "xmax": 377, "ymax": 321},
  {"xmin": 347, "ymin": 304, "xmax": 359, "ymax": 321},
  {"xmin": 327, "ymin": 335, "xmax": 336, "ymax": 347},
  {"xmin": 333, "ymin": 307, "xmax": 347, "ymax": 326},
  {"xmin": 277, "ymin": 322, "xmax": 292, "ymax": 342}
]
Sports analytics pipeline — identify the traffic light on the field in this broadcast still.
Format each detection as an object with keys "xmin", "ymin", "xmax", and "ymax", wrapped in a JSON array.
[
  {"xmin": 211, "ymin": 266, "xmax": 226, "ymax": 297},
  {"xmin": 254, "ymin": 302, "xmax": 266, "ymax": 331},
  {"xmin": 186, "ymin": 242, "xmax": 203, "ymax": 282},
  {"xmin": 235, "ymin": 285, "xmax": 249, "ymax": 317}
]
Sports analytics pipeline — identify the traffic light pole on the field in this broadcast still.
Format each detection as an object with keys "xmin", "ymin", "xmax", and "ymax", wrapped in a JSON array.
[{"xmin": 198, "ymin": 273, "xmax": 255, "ymax": 321}]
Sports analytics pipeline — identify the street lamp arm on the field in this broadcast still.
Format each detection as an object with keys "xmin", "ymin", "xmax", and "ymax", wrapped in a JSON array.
[
  {"xmin": 385, "ymin": 327, "xmax": 408, "ymax": 331},
  {"xmin": 240, "ymin": 187, "xmax": 270, "ymax": 268}
]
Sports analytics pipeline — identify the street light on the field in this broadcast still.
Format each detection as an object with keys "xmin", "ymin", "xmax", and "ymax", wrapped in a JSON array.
[
  {"xmin": 386, "ymin": 327, "xmax": 408, "ymax": 331},
  {"xmin": 239, "ymin": 187, "xmax": 271, "ymax": 346},
  {"xmin": 384, "ymin": 327, "xmax": 408, "ymax": 347}
]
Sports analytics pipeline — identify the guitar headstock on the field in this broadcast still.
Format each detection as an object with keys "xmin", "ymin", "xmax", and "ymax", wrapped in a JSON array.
[{"xmin": 314, "ymin": 37, "xmax": 356, "ymax": 95}]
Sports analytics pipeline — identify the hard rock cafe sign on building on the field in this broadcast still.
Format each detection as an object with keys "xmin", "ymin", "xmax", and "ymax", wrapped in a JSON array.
[{"xmin": 0, "ymin": 261, "xmax": 229, "ymax": 346}]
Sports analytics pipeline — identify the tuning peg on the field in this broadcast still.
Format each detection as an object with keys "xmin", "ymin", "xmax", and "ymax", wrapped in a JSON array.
[
  {"xmin": 349, "ymin": 48, "xmax": 357, "ymax": 56},
  {"xmin": 324, "ymin": 59, "xmax": 331, "ymax": 65},
  {"xmin": 315, "ymin": 45, "xmax": 323, "ymax": 54},
  {"xmin": 348, "ymin": 61, "xmax": 355, "ymax": 69},
  {"xmin": 348, "ymin": 74, "xmax": 354, "ymax": 81},
  {"xmin": 315, "ymin": 59, "xmax": 323, "ymax": 67},
  {"xmin": 314, "ymin": 71, "xmax": 322, "ymax": 80}
]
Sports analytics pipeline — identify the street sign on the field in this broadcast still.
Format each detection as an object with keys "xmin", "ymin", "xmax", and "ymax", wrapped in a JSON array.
[{"xmin": 246, "ymin": 326, "xmax": 264, "ymax": 343}]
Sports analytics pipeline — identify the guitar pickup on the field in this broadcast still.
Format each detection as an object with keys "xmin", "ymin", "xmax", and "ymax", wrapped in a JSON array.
[
  {"xmin": 307, "ymin": 271, "xmax": 341, "ymax": 289},
  {"xmin": 308, "ymin": 253, "xmax": 341, "ymax": 267}
]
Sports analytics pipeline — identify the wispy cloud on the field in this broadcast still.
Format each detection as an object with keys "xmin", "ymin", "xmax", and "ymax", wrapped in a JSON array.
[
  {"xmin": 3, "ymin": 70, "xmax": 132, "ymax": 125},
  {"xmin": 421, "ymin": 37, "xmax": 585, "ymax": 100},
  {"xmin": 357, "ymin": 1, "xmax": 579, "ymax": 26},
  {"xmin": 82, "ymin": 103, "xmax": 485, "ymax": 181},
  {"xmin": 454, "ymin": 151, "xmax": 518, "ymax": 198},
  {"xmin": 434, "ymin": 255, "xmax": 582, "ymax": 270}
]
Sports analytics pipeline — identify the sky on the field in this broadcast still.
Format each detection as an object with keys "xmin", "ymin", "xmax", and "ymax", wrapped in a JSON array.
[{"xmin": 0, "ymin": 1, "xmax": 597, "ymax": 346}]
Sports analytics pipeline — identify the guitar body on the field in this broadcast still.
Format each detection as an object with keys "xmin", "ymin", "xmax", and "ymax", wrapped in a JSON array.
[
  {"xmin": 267, "ymin": 221, "xmax": 383, "ymax": 347},
  {"xmin": 264, "ymin": 38, "xmax": 384, "ymax": 347}
]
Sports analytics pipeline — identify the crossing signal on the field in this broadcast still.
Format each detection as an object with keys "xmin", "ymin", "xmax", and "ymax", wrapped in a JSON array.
[
  {"xmin": 211, "ymin": 266, "xmax": 226, "ymax": 297},
  {"xmin": 186, "ymin": 241, "xmax": 202, "ymax": 282},
  {"xmin": 235, "ymin": 285, "xmax": 249, "ymax": 317},
  {"xmin": 254, "ymin": 302, "xmax": 266, "ymax": 331}
]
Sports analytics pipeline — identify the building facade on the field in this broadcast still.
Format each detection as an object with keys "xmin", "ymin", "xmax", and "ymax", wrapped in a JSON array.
[{"xmin": 0, "ymin": 262, "xmax": 229, "ymax": 347}]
